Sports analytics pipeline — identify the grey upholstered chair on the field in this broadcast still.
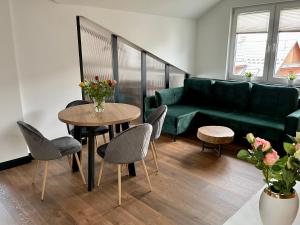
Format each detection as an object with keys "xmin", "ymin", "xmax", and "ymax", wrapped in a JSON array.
[
  {"xmin": 146, "ymin": 105, "xmax": 167, "ymax": 171},
  {"xmin": 96, "ymin": 123, "xmax": 153, "ymax": 206},
  {"xmin": 17, "ymin": 121, "xmax": 86, "ymax": 201}
]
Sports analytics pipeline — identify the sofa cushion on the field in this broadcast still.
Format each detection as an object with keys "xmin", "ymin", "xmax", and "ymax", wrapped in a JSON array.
[
  {"xmin": 250, "ymin": 84, "xmax": 299, "ymax": 118},
  {"xmin": 156, "ymin": 87, "xmax": 184, "ymax": 106},
  {"xmin": 197, "ymin": 108, "xmax": 285, "ymax": 141},
  {"xmin": 183, "ymin": 78, "xmax": 212, "ymax": 106},
  {"xmin": 212, "ymin": 81, "xmax": 250, "ymax": 111},
  {"xmin": 228, "ymin": 112, "xmax": 285, "ymax": 141},
  {"xmin": 163, "ymin": 105, "xmax": 201, "ymax": 135}
]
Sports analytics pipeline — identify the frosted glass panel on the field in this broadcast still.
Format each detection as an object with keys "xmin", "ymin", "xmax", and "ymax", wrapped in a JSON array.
[
  {"xmin": 169, "ymin": 67, "xmax": 185, "ymax": 88},
  {"xmin": 118, "ymin": 39, "xmax": 142, "ymax": 110},
  {"xmin": 80, "ymin": 18, "xmax": 113, "ymax": 82},
  {"xmin": 146, "ymin": 55, "xmax": 165, "ymax": 96}
]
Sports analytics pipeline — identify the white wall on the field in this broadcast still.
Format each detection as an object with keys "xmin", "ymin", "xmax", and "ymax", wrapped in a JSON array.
[
  {"xmin": 0, "ymin": 0, "xmax": 27, "ymax": 162},
  {"xmin": 195, "ymin": 0, "xmax": 292, "ymax": 79},
  {"xmin": 8, "ymin": 0, "xmax": 196, "ymax": 144}
]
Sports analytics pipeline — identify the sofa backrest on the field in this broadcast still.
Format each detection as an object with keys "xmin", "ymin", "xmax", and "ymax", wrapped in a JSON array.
[
  {"xmin": 155, "ymin": 87, "xmax": 184, "ymax": 106},
  {"xmin": 212, "ymin": 81, "xmax": 250, "ymax": 111},
  {"xmin": 183, "ymin": 78, "xmax": 212, "ymax": 106},
  {"xmin": 250, "ymin": 83, "xmax": 299, "ymax": 118}
]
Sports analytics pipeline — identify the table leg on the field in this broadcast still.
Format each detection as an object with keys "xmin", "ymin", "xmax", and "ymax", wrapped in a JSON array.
[
  {"xmin": 121, "ymin": 122, "xmax": 136, "ymax": 176},
  {"xmin": 87, "ymin": 128, "xmax": 95, "ymax": 191},
  {"xmin": 108, "ymin": 125, "xmax": 114, "ymax": 140},
  {"xmin": 72, "ymin": 126, "xmax": 81, "ymax": 172}
]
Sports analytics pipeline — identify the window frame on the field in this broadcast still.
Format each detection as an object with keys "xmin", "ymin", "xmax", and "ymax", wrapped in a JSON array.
[{"xmin": 227, "ymin": 1, "xmax": 300, "ymax": 85}]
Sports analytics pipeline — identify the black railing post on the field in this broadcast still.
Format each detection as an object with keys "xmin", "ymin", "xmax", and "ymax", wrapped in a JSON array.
[
  {"xmin": 185, "ymin": 73, "xmax": 190, "ymax": 79},
  {"xmin": 141, "ymin": 51, "xmax": 147, "ymax": 122},
  {"xmin": 111, "ymin": 34, "xmax": 120, "ymax": 102},
  {"xmin": 76, "ymin": 16, "xmax": 85, "ymax": 100},
  {"xmin": 165, "ymin": 64, "xmax": 170, "ymax": 89}
]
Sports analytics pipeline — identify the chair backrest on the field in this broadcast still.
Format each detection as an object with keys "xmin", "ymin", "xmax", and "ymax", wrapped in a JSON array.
[
  {"xmin": 146, "ymin": 105, "xmax": 167, "ymax": 141},
  {"xmin": 104, "ymin": 124, "xmax": 153, "ymax": 164},
  {"xmin": 17, "ymin": 121, "xmax": 62, "ymax": 160},
  {"xmin": 65, "ymin": 100, "xmax": 90, "ymax": 134}
]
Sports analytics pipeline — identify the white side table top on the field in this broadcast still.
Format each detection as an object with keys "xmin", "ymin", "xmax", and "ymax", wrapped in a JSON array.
[{"xmin": 223, "ymin": 183, "xmax": 300, "ymax": 225}]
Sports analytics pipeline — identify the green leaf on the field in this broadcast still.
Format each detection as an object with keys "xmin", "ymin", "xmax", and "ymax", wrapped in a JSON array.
[
  {"xmin": 237, "ymin": 149, "xmax": 250, "ymax": 160},
  {"xmin": 283, "ymin": 142, "xmax": 296, "ymax": 155},
  {"xmin": 271, "ymin": 165, "xmax": 281, "ymax": 172}
]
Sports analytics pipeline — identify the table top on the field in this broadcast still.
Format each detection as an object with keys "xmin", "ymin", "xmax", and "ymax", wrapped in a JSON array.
[
  {"xmin": 58, "ymin": 103, "xmax": 141, "ymax": 126},
  {"xmin": 223, "ymin": 183, "xmax": 300, "ymax": 225},
  {"xmin": 197, "ymin": 126, "xmax": 234, "ymax": 144}
]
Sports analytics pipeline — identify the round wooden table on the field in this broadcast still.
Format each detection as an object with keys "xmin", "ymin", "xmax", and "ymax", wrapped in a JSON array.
[
  {"xmin": 58, "ymin": 103, "xmax": 141, "ymax": 191},
  {"xmin": 197, "ymin": 126, "xmax": 234, "ymax": 156}
]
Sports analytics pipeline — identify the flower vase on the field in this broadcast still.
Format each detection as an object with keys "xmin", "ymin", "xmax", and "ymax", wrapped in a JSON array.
[
  {"xmin": 288, "ymin": 79, "xmax": 294, "ymax": 87},
  {"xmin": 93, "ymin": 98, "xmax": 105, "ymax": 112},
  {"xmin": 259, "ymin": 187, "xmax": 299, "ymax": 225}
]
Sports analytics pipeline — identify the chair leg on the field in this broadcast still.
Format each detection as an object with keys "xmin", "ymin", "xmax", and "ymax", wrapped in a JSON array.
[
  {"xmin": 152, "ymin": 141, "xmax": 158, "ymax": 159},
  {"xmin": 95, "ymin": 137, "xmax": 98, "ymax": 149},
  {"xmin": 67, "ymin": 155, "xmax": 72, "ymax": 169},
  {"xmin": 74, "ymin": 153, "xmax": 86, "ymax": 185},
  {"xmin": 150, "ymin": 142, "xmax": 158, "ymax": 172},
  {"xmin": 97, "ymin": 159, "xmax": 104, "ymax": 186},
  {"xmin": 32, "ymin": 160, "xmax": 39, "ymax": 184},
  {"xmin": 141, "ymin": 160, "xmax": 152, "ymax": 191},
  {"xmin": 118, "ymin": 164, "xmax": 122, "ymax": 206},
  {"xmin": 102, "ymin": 134, "xmax": 107, "ymax": 144},
  {"xmin": 41, "ymin": 161, "xmax": 48, "ymax": 201}
]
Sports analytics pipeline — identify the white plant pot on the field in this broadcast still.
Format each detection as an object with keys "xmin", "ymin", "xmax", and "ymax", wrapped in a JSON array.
[
  {"xmin": 246, "ymin": 76, "xmax": 252, "ymax": 82},
  {"xmin": 288, "ymin": 79, "xmax": 294, "ymax": 87},
  {"xmin": 259, "ymin": 187, "xmax": 299, "ymax": 225}
]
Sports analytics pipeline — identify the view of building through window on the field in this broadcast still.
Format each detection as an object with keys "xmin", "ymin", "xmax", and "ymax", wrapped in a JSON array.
[{"xmin": 233, "ymin": 33, "xmax": 268, "ymax": 77}]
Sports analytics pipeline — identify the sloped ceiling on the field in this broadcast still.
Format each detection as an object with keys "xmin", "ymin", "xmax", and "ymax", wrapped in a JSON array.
[{"xmin": 52, "ymin": 0, "xmax": 222, "ymax": 19}]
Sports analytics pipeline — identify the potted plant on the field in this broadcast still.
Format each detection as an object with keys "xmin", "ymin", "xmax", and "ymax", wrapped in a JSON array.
[
  {"xmin": 79, "ymin": 75, "xmax": 117, "ymax": 112},
  {"xmin": 288, "ymin": 74, "xmax": 297, "ymax": 87},
  {"xmin": 244, "ymin": 72, "xmax": 253, "ymax": 82},
  {"xmin": 237, "ymin": 133, "xmax": 300, "ymax": 225}
]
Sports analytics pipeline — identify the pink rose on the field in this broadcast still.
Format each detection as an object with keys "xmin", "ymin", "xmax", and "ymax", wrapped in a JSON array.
[
  {"xmin": 253, "ymin": 137, "xmax": 271, "ymax": 152},
  {"xmin": 263, "ymin": 150, "xmax": 279, "ymax": 166}
]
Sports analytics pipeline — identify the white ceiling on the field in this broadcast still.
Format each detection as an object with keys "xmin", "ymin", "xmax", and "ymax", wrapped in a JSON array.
[{"xmin": 52, "ymin": 0, "xmax": 222, "ymax": 19}]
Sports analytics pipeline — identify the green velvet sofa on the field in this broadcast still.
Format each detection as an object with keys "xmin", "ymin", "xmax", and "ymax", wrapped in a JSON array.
[{"xmin": 144, "ymin": 77, "xmax": 300, "ymax": 146}]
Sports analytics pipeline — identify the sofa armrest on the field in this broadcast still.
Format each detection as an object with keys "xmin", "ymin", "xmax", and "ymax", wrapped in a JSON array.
[
  {"xmin": 285, "ymin": 109, "xmax": 300, "ymax": 136},
  {"xmin": 144, "ymin": 96, "xmax": 157, "ymax": 112}
]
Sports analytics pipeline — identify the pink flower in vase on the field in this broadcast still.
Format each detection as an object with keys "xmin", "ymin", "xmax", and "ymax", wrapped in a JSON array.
[
  {"xmin": 253, "ymin": 137, "xmax": 271, "ymax": 151},
  {"xmin": 263, "ymin": 150, "xmax": 279, "ymax": 166}
]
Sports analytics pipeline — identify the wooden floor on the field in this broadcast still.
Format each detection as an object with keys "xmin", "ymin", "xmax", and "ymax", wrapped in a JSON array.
[{"xmin": 0, "ymin": 135, "xmax": 263, "ymax": 225}]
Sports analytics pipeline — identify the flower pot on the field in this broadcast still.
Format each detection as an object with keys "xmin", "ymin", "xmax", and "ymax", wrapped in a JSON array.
[
  {"xmin": 288, "ymin": 79, "xmax": 294, "ymax": 87},
  {"xmin": 92, "ymin": 98, "xmax": 105, "ymax": 112},
  {"xmin": 259, "ymin": 187, "xmax": 299, "ymax": 225},
  {"xmin": 246, "ymin": 76, "xmax": 252, "ymax": 82}
]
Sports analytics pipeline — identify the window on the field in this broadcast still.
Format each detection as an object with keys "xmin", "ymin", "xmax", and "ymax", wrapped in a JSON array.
[{"xmin": 228, "ymin": 2, "xmax": 300, "ymax": 84}]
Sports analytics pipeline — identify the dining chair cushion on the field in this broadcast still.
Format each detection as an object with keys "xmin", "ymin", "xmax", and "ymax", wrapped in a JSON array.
[
  {"xmin": 97, "ymin": 143, "xmax": 109, "ymax": 158},
  {"xmin": 17, "ymin": 121, "xmax": 62, "ymax": 160},
  {"xmin": 51, "ymin": 136, "xmax": 82, "ymax": 156},
  {"xmin": 97, "ymin": 124, "xmax": 152, "ymax": 164},
  {"xmin": 70, "ymin": 126, "xmax": 109, "ymax": 137}
]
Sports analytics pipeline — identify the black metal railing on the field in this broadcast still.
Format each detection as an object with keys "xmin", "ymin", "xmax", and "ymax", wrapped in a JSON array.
[{"xmin": 76, "ymin": 16, "xmax": 190, "ymax": 120}]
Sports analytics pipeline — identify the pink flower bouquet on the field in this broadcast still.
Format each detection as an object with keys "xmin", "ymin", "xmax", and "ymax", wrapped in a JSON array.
[{"xmin": 237, "ymin": 133, "xmax": 300, "ymax": 195}]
